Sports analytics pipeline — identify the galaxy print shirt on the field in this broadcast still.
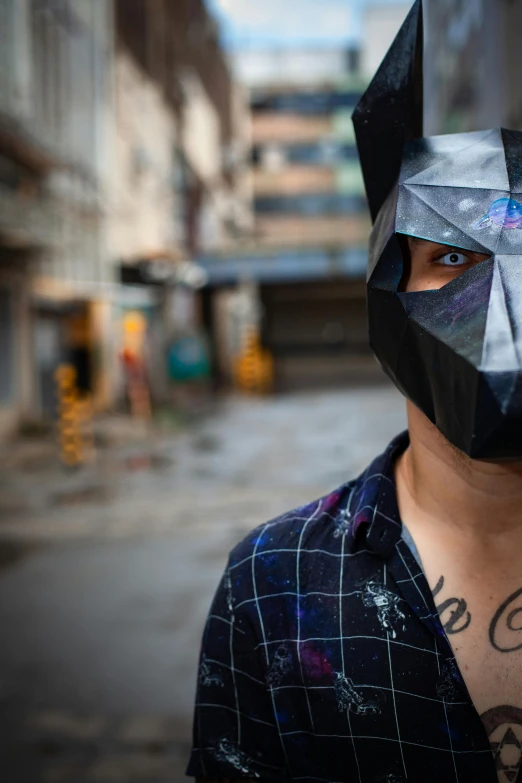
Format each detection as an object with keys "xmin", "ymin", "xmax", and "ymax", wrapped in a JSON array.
[{"xmin": 186, "ymin": 432, "xmax": 496, "ymax": 782}]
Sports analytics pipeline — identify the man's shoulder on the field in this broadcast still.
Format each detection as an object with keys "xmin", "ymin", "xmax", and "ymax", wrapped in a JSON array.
[
  {"xmin": 225, "ymin": 432, "xmax": 408, "ymax": 595},
  {"xmin": 228, "ymin": 480, "xmax": 358, "ymax": 570}
]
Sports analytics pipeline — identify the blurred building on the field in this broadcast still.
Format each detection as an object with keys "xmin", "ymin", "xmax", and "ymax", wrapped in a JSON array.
[
  {"xmin": 249, "ymin": 53, "xmax": 372, "ymax": 390},
  {"xmin": 0, "ymin": 0, "xmax": 250, "ymax": 438},
  {"xmin": 112, "ymin": 0, "xmax": 255, "ymax": 407},
  {"xmin": 202, "ymin": 10, "xmax": 416, "ymax": 391},
  {"xmin": 201, "ymin": 47, "xmax": 370, "ymax": 391},
  {"xmin": 248, "ymin": 52, "xmax": 368, "ymax": 251},
  {"xmin": 424, "ymin": 0, "xmax": 522, "ymax": 134},
  {"xmin": 111, "ymin": 0, "xmax": 240, "ymax": 400},
  {"xmin": 0, "ymin": 0, "xmax": 113, "ymax": 436},
  {"xmin": 111, "ymin": 0, "xmax": 251, "ymax": 405}
]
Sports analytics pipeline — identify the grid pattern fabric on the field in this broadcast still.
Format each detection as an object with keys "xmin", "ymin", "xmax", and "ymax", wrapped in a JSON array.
[{"xmin": 187, "ymin": 432, "xmax": 496, "ymax": 782}]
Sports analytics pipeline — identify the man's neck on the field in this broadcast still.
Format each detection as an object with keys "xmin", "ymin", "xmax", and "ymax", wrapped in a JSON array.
[{"xmin": 395, "ymin": 402, "xmax": 522, "ymax": 543}]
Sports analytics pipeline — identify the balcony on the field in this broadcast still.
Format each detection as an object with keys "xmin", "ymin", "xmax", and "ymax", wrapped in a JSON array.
[
  {"xmin": 255, "ymin": 214, "xmax": 371, "ymax": 247},
  {"xmin": 253, "ymin": 166, "xmax": 335, "ymax": 195},
  {"xmin": 252, "ymin": 114, "xmax": 333, "ymax": 144}
]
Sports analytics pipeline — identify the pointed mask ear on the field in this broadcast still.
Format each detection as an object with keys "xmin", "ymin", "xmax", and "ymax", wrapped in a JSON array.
[{"xmin": 352, "ymin": 0, "xmax": 424, "ymax": 223}]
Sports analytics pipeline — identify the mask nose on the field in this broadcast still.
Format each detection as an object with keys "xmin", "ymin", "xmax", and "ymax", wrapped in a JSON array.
[{"xmin": 481, "ymin": 255, "xmax": 522, "ymax": 371}]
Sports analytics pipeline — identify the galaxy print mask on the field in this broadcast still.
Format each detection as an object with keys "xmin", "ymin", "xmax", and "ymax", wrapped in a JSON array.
[{"xmin": 352, "ymin": 0, "xmax": 522, "ymax": 460}]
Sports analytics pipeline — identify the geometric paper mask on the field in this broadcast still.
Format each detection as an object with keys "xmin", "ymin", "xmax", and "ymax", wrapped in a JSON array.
[{"xmin": 353, "ymin": 0, "xmax": 522, "ymax": 458}]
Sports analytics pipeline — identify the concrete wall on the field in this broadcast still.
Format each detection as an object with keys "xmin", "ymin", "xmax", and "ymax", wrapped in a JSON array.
[
  {"xmin": 4, "ymin": 1, "xmax": 114, "ymax": 294},
  {"xmin": 0, "ymin": 0, "xmax": 112, "ymax": 289},
  {"xmin": 0, "ymin": 261, "xmax": 33, "ymax": 439},
  {"xmin": 424, "ymin": 0, "xmax": 522, "ymax": 135},
  {"xmin": 0, "ymin": 0, "xmax": 108, "ymax": 171},
  {"xmin": 106, "ymin": 50, "xmax": 179, "ymax": 263},
  {"xmin": 181, "ymin": 70, "xmax": 222, "ymax": 188},
  {"xmin": 227, "ymin": 82, "xmax": 254, "ymax": 239},
  {"xmin": 1, "ymin": 0, "xmax": 114, "ymax": 307},
  {"xmin": 502, "ymin": 1, "xmax": 522, "ymax": 129}
]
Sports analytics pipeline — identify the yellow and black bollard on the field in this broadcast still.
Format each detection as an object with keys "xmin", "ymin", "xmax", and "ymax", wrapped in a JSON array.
[
  {"xmin": 55, "ymin": 364, "xmax": 95, "ymax": 467},
  {"xmin": 233, "ymin": 327, "xmax": 274, "ymax": 395}
]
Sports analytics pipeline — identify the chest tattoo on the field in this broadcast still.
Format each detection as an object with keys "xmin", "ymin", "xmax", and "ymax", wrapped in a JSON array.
[
  {"xmin": 481, "ymin": 706, "xmax": 522, "ymax": 782},
  {"xmin": 432, "ymin": 578, "xmax": 522, "ymax": 652},
  {"xmin": 489, "ymin": 588, "xmax": 522, "ymax": 653},
  {"xmin": 432, "ymin": 575, "xmax": 472, "ymax": 634}
]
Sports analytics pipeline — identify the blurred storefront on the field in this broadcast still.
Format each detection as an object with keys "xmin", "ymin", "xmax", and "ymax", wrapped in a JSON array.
[
  {"xmin": 199, "ymin": 246, "xmax": 369, "ymax": 390},
  {"xmin": 260, "ymin": 279, "xmax": 371, "ymax": 391}
]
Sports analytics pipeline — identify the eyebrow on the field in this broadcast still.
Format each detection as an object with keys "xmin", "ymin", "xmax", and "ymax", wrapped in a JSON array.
[
  {"xmin": 406, "ymin": 236, "xmax": 441, "ymax": 250},
  {"xmin": 407, "ymin": 236, "xmax": 444, "ymax": 248},
  {"xmin": 407, "ymin": 237, "xmax": 489, "ymax": 257}
]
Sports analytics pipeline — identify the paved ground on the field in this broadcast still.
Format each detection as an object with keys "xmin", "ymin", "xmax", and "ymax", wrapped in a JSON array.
[{"xmin": 0, "ymin": 386, "xmax": 406, "ymax": 783}]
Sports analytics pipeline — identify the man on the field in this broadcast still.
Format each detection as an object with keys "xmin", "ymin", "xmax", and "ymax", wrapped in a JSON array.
[{"xmin": 186, "ymin": 2, "xmax": 522, "ymax": 780}]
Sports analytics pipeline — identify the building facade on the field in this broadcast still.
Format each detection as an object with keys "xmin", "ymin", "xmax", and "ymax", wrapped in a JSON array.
[
  {"xmin": 249, "ymin": 71, "xmax": 368, "ymax": 250},
  {"xmin": 112, "ymin": 0, "xmax": 252, "ymax": 406},
  {"xmin": 0, "ymin": 0, "xmax": 113, "ymax": 435}
]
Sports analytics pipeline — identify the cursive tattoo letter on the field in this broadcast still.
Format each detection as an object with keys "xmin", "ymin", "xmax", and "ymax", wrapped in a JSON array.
[
  {"xmin": 432, "ymin": 576, "xmax": 472, "ymax": 635},
  {"xmin": 489, "ymin": 587, "xmax": 522, "ymax": 653}
]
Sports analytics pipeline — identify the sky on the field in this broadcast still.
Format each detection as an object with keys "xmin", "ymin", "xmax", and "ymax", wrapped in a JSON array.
[{"xmin": 206, "ymin": 0, "xmax": 406, "ymax": 50}]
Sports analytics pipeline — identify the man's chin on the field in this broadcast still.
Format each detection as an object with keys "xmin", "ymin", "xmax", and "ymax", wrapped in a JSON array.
[{"xmin": 405, "ymin": 400, "xmax": 522, "ymax": 465}]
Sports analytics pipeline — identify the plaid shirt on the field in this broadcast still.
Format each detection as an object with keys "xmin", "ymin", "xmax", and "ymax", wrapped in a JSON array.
[{"xmin": 187, "ymin": 432, "xmax": 496, "ymax": 782}]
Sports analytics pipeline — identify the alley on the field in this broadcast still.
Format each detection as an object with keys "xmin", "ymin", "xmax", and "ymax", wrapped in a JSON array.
[{"xmin": 0, "ymin": 386, "xmax": 406, "ymax": 783}]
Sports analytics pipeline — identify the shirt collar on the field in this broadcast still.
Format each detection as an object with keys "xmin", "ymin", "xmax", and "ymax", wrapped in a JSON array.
[{"xmin": 348, "ymin": 430, "xmax": 409, "ymax": 557}]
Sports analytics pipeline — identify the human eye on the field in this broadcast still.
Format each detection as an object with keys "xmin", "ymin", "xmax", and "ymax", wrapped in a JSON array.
[{"xmin": 433, "ymin": 250, "xmax": 470, "ymax": 267}]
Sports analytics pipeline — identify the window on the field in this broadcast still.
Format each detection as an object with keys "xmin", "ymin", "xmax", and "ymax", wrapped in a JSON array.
[
  {"xmin": 250, "ymin": 91, "xmax": 362, "ymax": 116},
  {"xmin": 286, "ymin": 142, "xmax": 358, "ymax": 165},
  {"xmin": 252, "ymin": 142, "xmax": 359, "ymax": 167},
  {"xmin": 254, "ymin": 193, "xmax": 367, "ymax": 216}
]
